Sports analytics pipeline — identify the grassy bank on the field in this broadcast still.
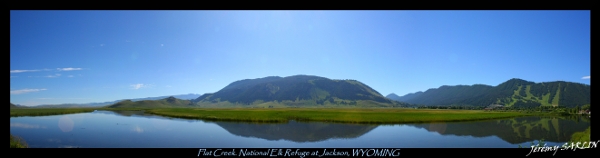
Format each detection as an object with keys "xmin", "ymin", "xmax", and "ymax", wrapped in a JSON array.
[
  {"xmin": 143, "ymin": 108, "xmax": 533, "ymax": 124},
  {"xmin": 9, "ymin": 107, "xmax": 535, "ymax": 124},
  {"xmin": 10, "ymin": 134, "xmax": 28, "ymax": 148},
  {"xmin": 10, "ymin": 108, "xmax": 96, "ymax": 117},
  {"xmin": 569, "ymin": 126, "xmax": 591, "ymax": 143}
]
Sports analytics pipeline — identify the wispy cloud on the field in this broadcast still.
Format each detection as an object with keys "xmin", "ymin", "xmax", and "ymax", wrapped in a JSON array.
[
  {"xmin": 10, "ymin": 69, "xmax": 41, "ymax": 73},
  {"xmin": 11, "ymin": 68, "xmax": 82, "ymax": 73},
  {"xmin": 57, "ymin": 67, "xmax": 82, "ymax": 71},
  {"xmin": 68, "ymin": 75, "xmax": 74, "ymax": 78},
  {"xmin": 45, "ymin": 74, "xmax": 61, "ymax": 78},
  {"xmin": 130, "ymin": 83, "xmax": 149, "ymax": 90},
  {"xmin": 161, "ymin": 44, "xmax": 164, "ymax": 47},
  {"xmin": 11, "ymin": 88, "xmax": 47, "ymax": 94},
  {"xmin": 582, "ymin": 76, "xmax": 590, "ymax": 79},
  {"xmin": 165, "ymin": 85, "xmax": 172, "ymax": 88}
]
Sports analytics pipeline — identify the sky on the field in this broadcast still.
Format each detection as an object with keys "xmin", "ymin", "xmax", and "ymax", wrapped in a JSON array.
[{"xmin": 10, "ymin": 10, "xmax": 591, "ymax": 106}]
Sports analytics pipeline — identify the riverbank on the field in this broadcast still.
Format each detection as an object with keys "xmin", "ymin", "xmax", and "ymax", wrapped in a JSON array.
[
  {"xmin": 10, "ymin": 108, "xmax": 96, "ymax": 117},
  {"xmin": 570, "ymin": 127, "xmax": 591, "ymax": 143},
  {"xmin": 10, "ymin": 107, "xmax": 537, "ymax": 124},
  {"xmin": 142, "ymin": 108, "xmax": 534, "ymax": 124},
  {"xmin": 10, "ymin": 134, "xmax": 28, "ymax": 148}
]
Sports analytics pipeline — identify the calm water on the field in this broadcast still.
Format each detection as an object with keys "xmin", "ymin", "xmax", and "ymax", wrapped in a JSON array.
[{"xmin": 9, "ymin": 110, "xmax": 590, "ymax": 148}]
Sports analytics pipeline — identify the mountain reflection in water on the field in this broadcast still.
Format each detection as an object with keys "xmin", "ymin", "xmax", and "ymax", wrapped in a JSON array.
[
  {"xmin": 214, "ymin": 121, "xmax": 378, "ymax": 142},
  {"xmin": 406, "ymin": 116, "xmax": 590, "ymax": 144},
  {"xmin": 10, "ymin": 110, "xmax": 590, "ymax": 148}
]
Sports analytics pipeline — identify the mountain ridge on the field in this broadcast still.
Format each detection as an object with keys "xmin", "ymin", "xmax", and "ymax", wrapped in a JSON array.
[
  {"xmin": 30, "ymin": 93, "xmax": 201, "ymax": 108},
  {"xmin": 193, "ymin": 75, "xmax": 409, "ymax": 107},
  {"xmin": 387, "ymin": 78, "xmax": 590, "ymax": 107}
]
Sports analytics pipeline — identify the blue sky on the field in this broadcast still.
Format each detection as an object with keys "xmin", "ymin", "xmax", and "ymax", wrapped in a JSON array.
[{"xmin": 10, "ymin": 10, "xmax": 590, "ymax": 106}]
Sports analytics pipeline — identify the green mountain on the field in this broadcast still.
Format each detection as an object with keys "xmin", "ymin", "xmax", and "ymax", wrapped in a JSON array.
[
  {"xmin": 193, "ymin": 75, "xmax": 409, "ymax": 107},
  {"xmin": 386, "ymin": 92, "xmax": 423, "ymax": 102},
  {"xmin": 388, "ymin": 78, "xmax": 590, "ymax": 108},
  {"xmin": 10, "ymin": 103, "xmax": 27, "ymax": 108},
  {"xmin": 107, "ymin": 96, "xmax": 194, "ymax": 108},
  {"xmin": 33, "ymin": 93, "xmax": 200, "ymax": 108}
]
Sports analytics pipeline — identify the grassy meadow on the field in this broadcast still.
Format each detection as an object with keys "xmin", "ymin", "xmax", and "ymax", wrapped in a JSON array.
[
  {"xmin": 10, "ymin": 107, "xmax": 534, "ymax": 124},
  {"xmin": 10, "ymin": 108, "xmax": 96, "ymax": 117},
  {"xmin": 143, "ymin": 108, "xmax": 533, "ymax": 124}
]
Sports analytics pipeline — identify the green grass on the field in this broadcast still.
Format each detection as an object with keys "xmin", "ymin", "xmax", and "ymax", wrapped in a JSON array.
[
  {"xmin": 10, "ymin": 108, "xmax": 96, "ymax": 117},
  {"xmin": 509, "ymin": 86, "xmax": 522, "ymax": 107},
  {"xmin": 540, "ymin": 93, "xmax": 552, "ymax": 107},
  {"xmin": 143, "ymin": 108, "xmax": 534, "ymax": 124},
  {"xmin": 524, "ymin": 85, "xmax": 533, "ymax": 99},
  {"xmin": 9, "ymin": 107, "xmax": 536, "ymax": 124},
  {"xmin": 551, "ymin": 83, "xmax": 561, "ymax": 107},
  {"xmin": 569, "ymin": 126, "xmax": 590, "ymax": 143},
  {"xmin": 10, "ymin": 134, "xmax": 28, "ymax": 148}
]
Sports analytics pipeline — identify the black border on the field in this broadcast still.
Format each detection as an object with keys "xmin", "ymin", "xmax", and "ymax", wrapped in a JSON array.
[
  {"xmin": 9, "ymin": 148, "xmax": 599, "ymax": 157},
  {"xmin": 9, "ymin": 3, "xmax": 595, "ymax": 158}
]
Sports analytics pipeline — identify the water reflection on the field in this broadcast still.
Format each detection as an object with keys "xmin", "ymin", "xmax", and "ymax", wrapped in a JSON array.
[
  {"xmin": 9, "ymin": 110, "xmax": 591, "ymax": 148},
  {"xmin": 407, "ymin": 116, "xmax": 590, "ymax": 144},
  {"xmin": 214, "ymin": 121, "xmax": 378, "ymax": 142},
  {"xmin": 10, "ymin": 122, "xmax": 47, "ymax": 129}
]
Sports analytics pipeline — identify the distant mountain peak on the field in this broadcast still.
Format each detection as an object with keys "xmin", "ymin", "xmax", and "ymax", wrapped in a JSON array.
[{"xmin": 193, "ymin": 75, "xmax": 405, "ymax": 107}]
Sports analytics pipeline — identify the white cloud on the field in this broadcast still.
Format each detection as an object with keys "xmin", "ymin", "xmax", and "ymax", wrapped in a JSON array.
[
  {"xmin": 10, "ymin": 88, "xmax": 47, "ymax": 95},
  {"xmin": 12, "ymin": 68, "xmax": 82, "ymax": 73},
  {"xmin": 582, "ymin": 76, "xmax": 590, "ymax": 79},
  {"xmin": 46, "ymin": 74, "xmax": 61, "ymax": 78},
  {"xmin": 68, "ymin": 75, "xmax": 74, "ymax": 78},
  {"xmin": 10, "ymin": 69, "xmax": 41, "ymax": 73},
  {"xmin": 57, "ymin": 68, "xmax": 82, "ymax": 71},
  {"xmin": 130, "ymin": 83, "xmax": 149, "ymax": 90}
]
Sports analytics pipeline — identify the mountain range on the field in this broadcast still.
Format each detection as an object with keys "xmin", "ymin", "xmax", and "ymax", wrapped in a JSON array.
[
  {"xmin": 15, "ymin": 76, "xmax": 590, "ymax": 109},
  {"xmin": 29, "ymin": 93, "xmax": 200, "ymax": 108},
  {"xmin": 107, "ymin": 96, "xmax": 194, "ymax": 108},
  {"xmin": 386, "ymin": 78, "xmax": 590, "ymax": 108},
  {"xmin": 192, "ymin": 75, "xmax": 409, "ymax": 107}
]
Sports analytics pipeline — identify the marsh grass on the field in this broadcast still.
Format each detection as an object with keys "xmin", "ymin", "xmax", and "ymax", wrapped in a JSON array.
[
  {"xmin": 144, "ymin": 108, "xmax": 533, "ymax": 124},
  {"xmin": 10, "ymin": 108, "xmax": 96, "ymax": 117},
  {"xmin": 10, "ymin": 134, "xmax": 28, "ymax": 148},
  {"xmin": 9, "ymin": 107, "xmax": 533, "ymax": 124}
]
